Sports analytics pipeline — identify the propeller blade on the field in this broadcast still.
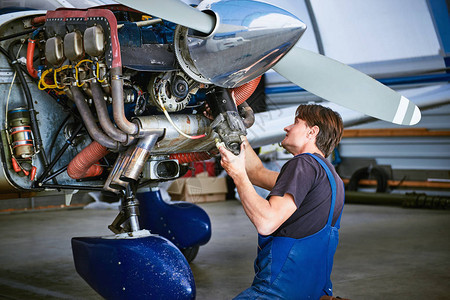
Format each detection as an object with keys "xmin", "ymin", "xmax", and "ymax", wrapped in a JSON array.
[
  {"xmin": 272, "ymin": 47, "xmax": 421, "ymax": 125},
  {"xmin": 115, "ymin": 0, "xmax": 215, "ymax": 34}
]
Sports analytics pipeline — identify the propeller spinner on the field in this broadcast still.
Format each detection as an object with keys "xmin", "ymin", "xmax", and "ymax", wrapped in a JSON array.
[{"xmin": 116, "ymin": 0, "xmax": 421, "ymax": 125}]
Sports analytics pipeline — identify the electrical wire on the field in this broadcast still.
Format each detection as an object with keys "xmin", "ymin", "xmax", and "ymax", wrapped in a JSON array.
[
  {"xmin": 0, "ymin": 43, "xmax": 53, "ymax": 183},
  {"xmin": 4, "ymin": 43, "xmax": 34, "ymax": 175},
  {"xmin": 75, "ymin": 59, "xmax": 93, "ymax": 87},
  {"xmin": 54, "ymin": 64, "xmax": 72, "ymax": 89},
  {"xmin": 156, "ymin": 88, "xmax": 206, "ymax": 140},
  {"xmin": 38, "ymin": 68, "xmax": 57, "ymax": 90},
  {"xmin": 5, "ymin": 42, "xmax": 23, "ymax": 131},
  {"xmin": 38, "ymin": 59, "xmax": 94, "ymax": 90},
  {"xmin": 96, "ymin": 61, "xmax": 106, "ymax": 82},
  {"xmin": 5, "ymin": 72, "xmax": 17, "ymax": 129}
]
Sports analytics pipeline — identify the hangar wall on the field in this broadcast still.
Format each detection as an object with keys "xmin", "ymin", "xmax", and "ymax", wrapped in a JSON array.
[{"xmin": 264, "ymin": 0, "xmax": 450, "ymax": 195}]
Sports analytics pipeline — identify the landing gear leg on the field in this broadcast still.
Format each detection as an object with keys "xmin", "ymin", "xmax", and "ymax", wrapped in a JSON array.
[
  {"xmin": 108, "ymin": 184, "xmax": 142, "ymax": 235},
  {"xmin": 71, "ymin": 184, "xmax": 196, "ymax": 299}
]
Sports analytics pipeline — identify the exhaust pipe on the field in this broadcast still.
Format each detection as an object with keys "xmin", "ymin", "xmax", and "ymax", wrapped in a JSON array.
[
  {"xmin": 121, "ymin": 130, "xmax": 164, "ymax": 182},
  {"xmin": 111, "ymin": 67, "xmax": 140, "ymax": 136},
  {"xmin": 91, "ymin": 81, "xmax": 134, "ymax": 145},
  {"xmin": 70, "ymin": 86, "xmax": 119, "ymax": 150}
]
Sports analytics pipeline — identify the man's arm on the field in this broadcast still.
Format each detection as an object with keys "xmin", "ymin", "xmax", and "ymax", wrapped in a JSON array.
[
  {"xmin": 219, "ymin": 143, "xmax": 296, "ymax": 236},
  {"xmin": 242, "ymin": 137, "xmax": 279, "ymax": 190}
]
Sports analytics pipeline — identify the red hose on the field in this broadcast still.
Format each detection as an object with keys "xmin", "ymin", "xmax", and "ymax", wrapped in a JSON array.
[
  {"xmin": 170, "ymin": 152, "xmax": 212, "ymax": 164},
  {"xmin": 31, "ymin": 16, "xmax": 46, "ymax": 26},
  {"xmin": 67, "ymin": 141, "xmax": 110, "ymax": 179},
  {"xmin": 26, "ymin": 39, "xmax": 38, "ymax": 78},
  {"xmin": 231, "ymin": 76, "xmax": 262, "ymax": 106}
]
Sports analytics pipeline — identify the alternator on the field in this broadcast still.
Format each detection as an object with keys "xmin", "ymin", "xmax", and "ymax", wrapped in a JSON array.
[{"xmin": 148, "ymin": 71, "xmax": 193, "ymax": 112}]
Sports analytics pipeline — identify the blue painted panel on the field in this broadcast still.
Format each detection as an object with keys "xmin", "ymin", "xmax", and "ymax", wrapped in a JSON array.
[
  {"xmin": 137, "ymin": 189, "xmax": 212, "ymax": 249},
  {"xmin": 72, "ymin": 235, "xmax": 195, "ymax": 300}
]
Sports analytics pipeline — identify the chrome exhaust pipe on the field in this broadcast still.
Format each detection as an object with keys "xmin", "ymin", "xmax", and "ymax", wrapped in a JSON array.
[{"xmin": 120, "ymin": 130, "xmax": 164, "ymax": 182}]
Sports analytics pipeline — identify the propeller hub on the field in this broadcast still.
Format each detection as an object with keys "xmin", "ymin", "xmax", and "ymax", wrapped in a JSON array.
[{"xmin": 174, "ymin": 0, "xmax": 306, "ymax": 88}]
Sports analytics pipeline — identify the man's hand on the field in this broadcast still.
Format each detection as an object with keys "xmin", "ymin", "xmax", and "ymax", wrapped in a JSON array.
[{"xmin": 218, "ymin": 141, "xmax": 247, "ymax": 182}]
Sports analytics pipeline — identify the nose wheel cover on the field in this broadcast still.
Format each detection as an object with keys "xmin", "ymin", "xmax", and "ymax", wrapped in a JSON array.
[{"xmin": 72, "ymin": 235, "xmax": 195, "ymax": 299}]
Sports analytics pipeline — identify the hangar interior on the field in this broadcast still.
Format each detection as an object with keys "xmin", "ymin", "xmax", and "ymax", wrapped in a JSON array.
[{"xmin": 0, "ymin": 0, "xmax": 449, "ymax": 299}]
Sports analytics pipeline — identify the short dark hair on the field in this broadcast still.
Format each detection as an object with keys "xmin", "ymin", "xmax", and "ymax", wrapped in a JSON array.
[{"xmin": 295, "ymin": 104, "xmax": 343, "ymax": 157}]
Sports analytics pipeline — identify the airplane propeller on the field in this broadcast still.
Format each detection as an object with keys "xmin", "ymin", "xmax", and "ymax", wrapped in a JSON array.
[
  {"xmin": 273, "ymin": 47, "xmax": 421, "ymax": 125},
  {"xmin": 116, "ymin": 0, "xmax": 421, "ymax": 126},
  {"xmin": 117, "ymin": 0, "xmax": 215, "ymax": 34}
]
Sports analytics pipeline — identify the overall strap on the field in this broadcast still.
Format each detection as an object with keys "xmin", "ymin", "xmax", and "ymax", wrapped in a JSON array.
[
  {"xmin": 333, "ymin": 182, "xmax": 345, "ymax": 229},
  {"xmin": 304, "ymin": 153, "xmax": 337, "ymax": 227}
]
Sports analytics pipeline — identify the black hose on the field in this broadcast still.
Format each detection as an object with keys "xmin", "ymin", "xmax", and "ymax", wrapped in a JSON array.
[
  {"xmin": 345, "ymin": 191, "xmax": 450, "ymax": 210},
  {"xmin": 347, "ymin": 166, "xmax": 389, "ymax": 193},
  {"xmin": 0, "ymin": 45, "xmax": 51, "ymax": 170},
  {"xmin": 238, "ymin": 101, "xmax": 255, "ymax": 128},
  {"xmin": 403, "ymin": 193, "xmax": 450, "ymax": 210},
  {"xmin": 36, "ymin": 122, "xmax": 84, "ymax": 185},
  {"xmin": 43, "ymin": 166, "xmax": 68, "ymax": 183},
  {"xmin": 0, "ymin": 28, "xmax": 35, "ymax": 42},
  {"xmin": 40, "ymin": 184, "xmax": 105, "ymax": 191}
]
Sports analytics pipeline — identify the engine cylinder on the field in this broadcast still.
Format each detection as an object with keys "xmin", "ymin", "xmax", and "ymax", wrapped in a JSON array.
[
  {"xmin": 84, "ymin": 25, "xmax": 105, "ymax": 57},
  {"xmin": 45, "ymin": 36, "xmax": 64, "ymax": 67},
  {"xmin": 64, "ymin": 31, "xmax": 84, "ymax": 62}
]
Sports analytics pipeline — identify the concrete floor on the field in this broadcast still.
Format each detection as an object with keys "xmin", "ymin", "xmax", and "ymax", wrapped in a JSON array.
[{"xmin": 0, "ymin": 200, "xmax": 449, "ymax": 299}]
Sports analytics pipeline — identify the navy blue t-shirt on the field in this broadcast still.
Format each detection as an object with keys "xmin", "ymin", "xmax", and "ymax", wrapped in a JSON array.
[{"xmin": 267, "ymin": 153, "xmax": 344, "ymax": 239}]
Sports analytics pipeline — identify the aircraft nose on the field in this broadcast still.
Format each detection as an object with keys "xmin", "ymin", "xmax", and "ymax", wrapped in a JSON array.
[{"xmin": 174, "ymin": 0, "xmax": 306, "ymax": 88}]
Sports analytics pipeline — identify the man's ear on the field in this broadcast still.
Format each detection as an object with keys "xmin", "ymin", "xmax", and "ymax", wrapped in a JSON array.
[{"xmin": 310, "ymin": 125, "xmax": 320, "ymax": 138}]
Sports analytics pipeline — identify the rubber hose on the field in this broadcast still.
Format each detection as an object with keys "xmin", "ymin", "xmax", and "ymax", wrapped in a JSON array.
[
  {"xmin": 67, "ymin": 141, "xmax": 109, "ymax": 179},
  {"xmin": 231, "ymin": 76, "xmax": 262, "ymax": 106},
  {"xmin": 347, "ymin": 166, "xmax": 389, "ymax": 193},
  {"xmin": 238, "ymin": 101, "xmax": 255, "ymax": 128},
  {"xmin": 26, "ymin": 39, "xmax": 38, "ymax": 78}
]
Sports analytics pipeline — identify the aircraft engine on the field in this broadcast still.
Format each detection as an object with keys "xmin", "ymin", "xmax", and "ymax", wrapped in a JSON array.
[{"xmin": 0, "ymin": 3, "xmax": 288, "ymax": 195}]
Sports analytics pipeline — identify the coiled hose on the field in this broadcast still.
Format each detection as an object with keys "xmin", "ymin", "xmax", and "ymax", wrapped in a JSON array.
[{"xmin": 67, "ymin": 141, "xmax": 109, "ymax": 179}]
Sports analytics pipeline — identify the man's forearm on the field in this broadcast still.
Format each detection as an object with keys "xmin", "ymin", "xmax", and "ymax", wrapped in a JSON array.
[
  {"xmin": 243, "ymin": 138, "xmax": 278, "ymax": 190},
  {"xmin": 233, "ymin": 173, "xmax": 296, "ymax": 236},
  {"xmin": 218, "ymin": 142, "xmax": 296, "ymax": 236},
  {"xmin": 233, "ymin": 174, "xmax": 274, "ymax": 234}
]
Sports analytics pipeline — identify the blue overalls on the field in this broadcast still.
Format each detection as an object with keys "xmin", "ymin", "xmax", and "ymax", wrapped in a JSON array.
[{"xmin": 234, "ymin": 153, "xmax": 343, "ymax": 300}]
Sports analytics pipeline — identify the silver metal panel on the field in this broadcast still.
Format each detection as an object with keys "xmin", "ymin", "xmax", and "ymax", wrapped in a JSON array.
[
  {"xmin": 136, "ymin": 115, "xmax": 217, "ymax": 154},
  {"xmin": 0, "ymin": 14, "xmax": 98, "ymax": 191}
]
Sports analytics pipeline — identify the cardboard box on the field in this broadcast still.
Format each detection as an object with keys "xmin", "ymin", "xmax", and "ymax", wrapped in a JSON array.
[{"xmin": 168, "ymin": 173, "xmax": 228, "ymax": 203}]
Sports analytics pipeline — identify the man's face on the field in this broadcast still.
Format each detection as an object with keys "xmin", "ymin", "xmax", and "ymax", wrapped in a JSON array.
[{"xmin": 281, "ymin": 118, "xmax": 310, "ymax": 155}]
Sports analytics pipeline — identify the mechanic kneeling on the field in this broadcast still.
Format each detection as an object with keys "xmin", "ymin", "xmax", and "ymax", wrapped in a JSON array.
[{"xmin": 219, "ymin": 104, "xmax": 345, "ymax": 299}]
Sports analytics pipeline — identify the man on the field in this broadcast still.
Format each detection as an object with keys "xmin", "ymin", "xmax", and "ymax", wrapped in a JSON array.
[{"xmin": 218, "ymin": 104, "xmax": 345, "ymax": 299}]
